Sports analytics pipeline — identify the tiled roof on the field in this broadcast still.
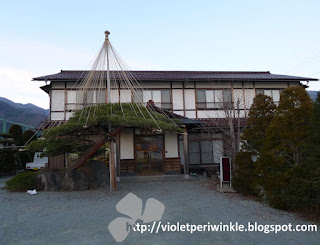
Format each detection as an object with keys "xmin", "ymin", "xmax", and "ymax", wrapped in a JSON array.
[
  {"xmin": 198, "ymin": 118, "xmax": 248, "ymax": 128},
  {"xmin": 33, "ymin": 70, "xmax": 318, "ymax": 82}
]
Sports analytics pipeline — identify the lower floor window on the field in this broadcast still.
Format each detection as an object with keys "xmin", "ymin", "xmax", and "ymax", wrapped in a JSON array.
[{"xmin": 188, "ymin": 139, "xmax": 224, "ymax": 165}]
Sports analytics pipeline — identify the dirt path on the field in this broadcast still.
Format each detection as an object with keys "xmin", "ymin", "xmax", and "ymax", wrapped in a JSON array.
[{"xmin": 0, "ymin": 176, "xmax": 319, "ymax": 244}]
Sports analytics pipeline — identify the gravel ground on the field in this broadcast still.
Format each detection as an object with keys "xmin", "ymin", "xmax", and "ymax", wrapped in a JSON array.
[{"xmin": 0, "ymin": 175, "xmax": 319, "ymax": 245}]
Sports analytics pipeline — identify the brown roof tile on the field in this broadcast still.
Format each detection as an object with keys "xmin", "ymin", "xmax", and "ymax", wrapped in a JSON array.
[{"xmin": 33, "ymin": 70, "xmax": 318, "ymax": 82}]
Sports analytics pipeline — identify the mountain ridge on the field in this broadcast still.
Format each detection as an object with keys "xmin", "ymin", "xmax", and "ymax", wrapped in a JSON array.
[{"xmin": 0, "ymin": 97, "xmax": 49, "ymax": 128}]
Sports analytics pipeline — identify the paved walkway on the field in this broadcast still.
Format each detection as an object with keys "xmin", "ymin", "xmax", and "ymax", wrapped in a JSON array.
[{"xmin": 0, "ymin": 176, "xmax": 319, "ymax": 244}]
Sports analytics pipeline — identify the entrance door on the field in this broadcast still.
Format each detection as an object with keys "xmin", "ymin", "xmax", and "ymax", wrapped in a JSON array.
[{"xmin": 135, "ymin": 135, "xmax": 163, "ymax": 175}]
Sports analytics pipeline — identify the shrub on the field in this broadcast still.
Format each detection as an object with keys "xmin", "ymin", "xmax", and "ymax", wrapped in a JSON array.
[
  {"xmin": 8, "ymin": 124, "xmax": 23, "ymax": 146},
  {"xmin": 283, "ymin": 163, "xmax": 320, "ymax": 211},
  {"xmin": 5, "ymin": 171, "xmax": 38, "ymax": 192},
  {"xmin": 232, "ymin": 152, "xmax": 256, "ymax": 195}
]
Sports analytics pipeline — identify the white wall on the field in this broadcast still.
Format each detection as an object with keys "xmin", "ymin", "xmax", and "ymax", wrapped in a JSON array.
[
  {"xmin": 51, "ymin": 82, "xmax": 65, "ymax": 89},
  {"xmin": 165, "ymin": 133, "xmax": 179, "ymax": 158},
  {"xmin": 140, "ymin": 81, "xmax": 170, "ymax": 88},
  {"xmin": 197, "ymin": 82, "xmax": 231, "ymax": 88},
  {"xmin": 51, "ymin": 112, "xmax": 64, "ymax": 120},
  {"xmin": 51, "ymin": 90, "xmax": 65, "ymax": 111},
  {"xmin": 197, "ymin": 110, "xmax": 226, "ymax": 118},
  {"xmin": 185, "ymin": 111, "xmax": 196, "ymax": 118},
  {"xmin": 288, "ymin": 81, "xmax": 300, "ymax": 87},
  {"xmin": 172, "ymin": 82, "xmax": 183, "ymax": 88},
  {"xmin": 184, "ymin": 89, "xmax": 196, "ymax": 110},
  {"xmin": 110, "ymin": 90, "xmax": 119, "ymax": 103},
  {"xmin": 173, "ymin": 111, "xmax": 184, "ymax": 116},
  {"xmin": 67, "ymin": 91, "xmax": 77, "ymax": 104},
  {"xmin": 213, "ymin": 140, "xmax": 223, "ymax": 163},
  {"xmin": 120, "ymin": 128, "xmax": 134, "ymax": 159},
  {"xmin": 172, "ymin": 89, "xmax": 184, "ymax": 110},
  {"xmin": 233, "ymin": 89, "xmax": 244, "ymax": 109},
  {"xmin": 244, "ymin": 89, "xmax": 255, "ymax": 110},
  {"xmin": 255, "ymin": 82, "xmax": 288, "ymax": 88},
  {"xmin": 120, "ymin": 90, "xmax": 131, "ymax": 103},
  {"xmin": 66, "ymin": 112, "xmax": 74, "ymax": 120}
]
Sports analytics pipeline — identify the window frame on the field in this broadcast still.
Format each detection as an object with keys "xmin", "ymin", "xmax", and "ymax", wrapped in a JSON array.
[
  {"xmin": 196, "ymin": 89, "xmax": 232, "ymax": 110},
  {"xmin": 136, "ymin": 89, "xmax": 172, "ymax": 110}
]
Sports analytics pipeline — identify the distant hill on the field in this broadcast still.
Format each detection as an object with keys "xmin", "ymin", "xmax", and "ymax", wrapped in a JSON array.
[
  {"xmin": 307, "ymin": 91, "xmax": 318, "ymax": 101},
  {"xmin": 0, "ymin": 97, "xmax": 49, "ymax": 127}
]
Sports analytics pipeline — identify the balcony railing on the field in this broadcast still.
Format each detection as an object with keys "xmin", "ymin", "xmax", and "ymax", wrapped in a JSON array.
[
  {"xmin": 154, "ymin": 102, "xmax": 172, "ymax": 110},
  {"xmin": 66, "ymin": 102, "xmax": 173, "ymax": 111},
  {"xmin": 197, "ymin": 102, "xmax": 233, "ymax": 109}
]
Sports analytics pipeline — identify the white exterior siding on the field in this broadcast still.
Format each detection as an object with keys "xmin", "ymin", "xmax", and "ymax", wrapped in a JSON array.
[
  {"xmin": 233, "ymin": 82, "xmax": 242, "ymax": 88},
  {"xmin": 197, "ymin": 110, "xmax": 226, "ymax": 118},
  {"xmin": 255, "ymin": 81, "xmax": 288, "ymax": 88},
  {"xmin": 165, "ymin": 133, "xmax": 179, "ymax": 158},
  {"xmin": 51, "ymin": 82, "xmax": 65, "ymax": 89},
  {"xmin": 184, "ymin": 89, "xmax": 196, "ymax": 110},
  {"xmin": 67, "ymin": 90, "xmax": 76, "ymax": 105},
  {"xmin": 110, "ymin": 90, "xmax": 119, "ymax": 103},
  {"xmin": 51, "ymin": 112, "xmax": 64, "ymax": 120},
  {"xmin": 244, "ymin": 81, "xmax": 254, "ymax": 88},
  {"xmin": 66, "ymin": 112, "xmax": 74, "ymax": 120},
  {"xmin": 140, "ymin": 81, "xmax": 170, "ymax": 88},
  {"xmin": 120, "ymin": 89, "xmax": 131, "ymax": 103},
  {"xmin": 120, "ymin": 128, "xmax": 134, "ymax": 159},
  {"xmin": 172, "ymin": 82, "xmax": 183, "ymax": 88},
  {"xmin": 213, "ymin": 140, "xmax": 223, "ymax": 163},
  {"xmin": 172, "ymin": 89, "xmax": 183, "ymax": 110},
  {"xmin": 49, "ymin": 80, "xmax": 292, "ymax": 121},
  {"xmin": 51, "ymin": 90, "xmax": 65, "ymax": 111},
  {"xmin": 244, "ymin": 89, "xmax": 255, "ymax": 110},
  {"xmin": 289, "ymin": 81, "xmax": 300, "ymax": 86},
  {"xmin": 185, "ymin": 111, "xmax": 196, "ymax": 118},
  {"xmin": 233, "ymin": 89, "xmax": 244, "ymax": 109},
  {"xmin": 173, "ymin": 111, "xmax": 184, "ymax": 116}
]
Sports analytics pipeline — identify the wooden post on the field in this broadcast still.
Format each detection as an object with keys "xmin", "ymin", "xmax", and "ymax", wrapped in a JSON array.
[
  {"xmin": 105, "ymin": 30, "xmax": 117, "ymax": 192},
  {"xmin": 183, "ymin": 127, "xmax": 190, "ymax": 179},
  {"xmin": 109, "ymin": 140, "xmax": 117, "ymax": 192},
  {"xmin": 116, "ymin": 132, "xmax": 121, "ymax": 181}
]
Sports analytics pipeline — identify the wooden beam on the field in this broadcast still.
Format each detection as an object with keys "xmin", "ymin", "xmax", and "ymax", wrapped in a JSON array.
[
  {"xmin": 70, "ymin": 128, "xmax": 108, "ymax": 169},
  {"xmin": 115, "ymin": 132, "xmax": 121, "ymax": 179},
  {"xmin": 183, "ymin": 127, "xmax": 190, "ymax": 178},
  {"xmin": 70, "ymin": 126, "xmax": 123, "ymax": 170},
  {"xmin": 109, "ymin": 139, "xmax": 117, "ymax": 191}
]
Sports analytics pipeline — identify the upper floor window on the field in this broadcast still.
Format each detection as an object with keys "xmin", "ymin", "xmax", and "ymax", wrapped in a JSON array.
[
  {"xmin": 197, "ymin": 89, "xmax": 232, "ymax": 109},
  {"xmin": 66, "ymin": 90, "xmax": 105, "ymax": 110},
  {"xmin": 134, "ymin": 90, "xmax": 172, "ymax": 110},
  {"xmin": 256, "ymin": 89, "xmax": 280, "ymax": 105}
]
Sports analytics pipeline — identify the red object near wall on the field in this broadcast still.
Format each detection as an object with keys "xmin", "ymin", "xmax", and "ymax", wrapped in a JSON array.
[{"xmin": 222, "ymin": 157, "xmax": 230, "ymax": 181}]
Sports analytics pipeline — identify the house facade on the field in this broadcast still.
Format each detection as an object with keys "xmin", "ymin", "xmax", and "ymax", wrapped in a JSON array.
[{"xmin": 33, "ymin": 71, "xmax": 316, "ymax": 176}]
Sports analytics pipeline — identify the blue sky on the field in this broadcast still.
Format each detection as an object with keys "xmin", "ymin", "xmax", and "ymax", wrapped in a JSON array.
[{"xmin": 0, "ymin": 0, "xmax": 319, "ymax": 109}]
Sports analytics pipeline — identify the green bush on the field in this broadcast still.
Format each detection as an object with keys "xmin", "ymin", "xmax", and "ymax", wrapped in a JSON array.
[
  {"xmin": 282, "ymin": 164, "xmax": 320, "ymax": 211},
  {"xmin": 232, "ymin": 152, "xmax": 256, "ymax": 195},
  {"xmin": 5, "ymin": 171, "xmax": 38, "ymax": 192}
]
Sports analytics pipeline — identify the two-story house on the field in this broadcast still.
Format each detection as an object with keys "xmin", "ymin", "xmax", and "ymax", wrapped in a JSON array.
[{"xmin": 33, "ymin": 70, "xmax": 316, "ymax": 176}]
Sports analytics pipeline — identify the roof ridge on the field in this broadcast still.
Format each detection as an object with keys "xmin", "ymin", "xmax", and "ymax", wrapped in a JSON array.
[{"xmin": 60, "ymin": 70, "xmax": 271, "ymax": 74}]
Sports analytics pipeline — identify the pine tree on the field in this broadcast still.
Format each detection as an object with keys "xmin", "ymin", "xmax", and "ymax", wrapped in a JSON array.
[
  {"xmin": 233, "ymin": 94, "xmax": 276, "ymax": 194},
  {"xmin": 23, "ymin": 130, "xmax": 38, "ymax": 145},
  {"xmin": 307, "ymin": 92, "xmax": 320, "ymax": 163},
  {"xmin": 264, "ymin": 86, "xmax": 313, "ymax": 167},
  {"xmin": 27, "ymin": 103, "xmax": 181, "ymax": 167},
  {"xmin": 8, "ymin": 124, "xmax": 23, "ymax": 146},
  {"xmin": 256, "ymin": 86, "xmax": 314, "ymax": 209},
  {"xmin": 241, "ymin": 94, "xmax": 276, "ymax": 155}
]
